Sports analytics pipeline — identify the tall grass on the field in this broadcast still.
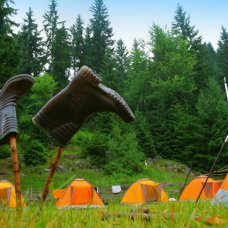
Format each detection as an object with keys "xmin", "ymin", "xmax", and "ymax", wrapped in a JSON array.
[{"xmin": 0, "ymin": 201, "xmax": 227, "ymax": 227}]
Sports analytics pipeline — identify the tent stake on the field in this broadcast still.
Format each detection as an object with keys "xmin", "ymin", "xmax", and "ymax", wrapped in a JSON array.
[
  {"xmin": 42, "ymin": 146, "xmax": 63, "ymax": 202},
  {"xmin": 196, "ymin": 136, "xmax": 228, "ymax": 203},
  {"xmin": 10, "ymin": 135, "xmax": 22, "ymax": 207}
]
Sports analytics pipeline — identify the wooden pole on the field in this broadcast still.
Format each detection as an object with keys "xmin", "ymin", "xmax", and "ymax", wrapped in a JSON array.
[
  {"xmin": 9, "ymin": 135, "xmax": 22, "ymax": 207},
  {"xmin": 42, "ymin": 146, "xmax": 63, "ymax": 202}
]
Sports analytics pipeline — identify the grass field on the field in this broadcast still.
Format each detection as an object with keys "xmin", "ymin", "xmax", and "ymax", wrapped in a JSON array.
[
  {"xmin": 0, "ymin": 201, "xmax": 228, "ymax": 227},
  {"xmin": 1, "ymin": 146, "xmax": 227, "ymax": 227}
]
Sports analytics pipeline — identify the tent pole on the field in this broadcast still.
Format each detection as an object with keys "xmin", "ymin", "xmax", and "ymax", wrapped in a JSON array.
[
  {"xmin": 178, "ymin": 163, "xmax": 193, "ymax": 199},
  {"xmin": 42, "ymin": 146, "xmax": 63, "ymax": 202},
  {"xmin": 196, "ymin": 136, "xmax": 228, "ymax": 203},
  {"xmin": 9, "ymin": 135, "xmax": 22, "ymax": 207}
]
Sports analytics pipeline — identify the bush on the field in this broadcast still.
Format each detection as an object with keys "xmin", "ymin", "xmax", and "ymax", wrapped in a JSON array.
[
  {"xmin": 82, "ymin": 131, "xmax": 108, "ymax": 167},
  {"xmin": 70, "ymin": 129, "xmax": 93, "ymax": 147},
  {"xmin": 23, "ymin": 140, "xmax": 48, "ymax": 165},
  {"xmin": 104, "ymin": 122, "xmax": 145, "ymax": 175},
  {"xmin": 0, "ymin": 144, "xmax": 11, "ymax": 159}
]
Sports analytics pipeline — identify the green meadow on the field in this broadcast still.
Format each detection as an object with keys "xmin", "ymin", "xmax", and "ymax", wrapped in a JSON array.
[
  {"xmin": 1, "ymin": 201, "xmax": 228, "ymax": 227},
  {"xmin": 1, "ymin": 151, "xmax": 228, "ymax": 227}
]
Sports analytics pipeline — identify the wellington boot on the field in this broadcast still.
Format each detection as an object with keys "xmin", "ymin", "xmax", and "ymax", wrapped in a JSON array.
[
  {"xmin": 0, "ymin": 75, "xmax": 35, "ymax": 146},
  {"xmin": 33, "ymin": 66, "xmax": 135, "ymax": 146}
]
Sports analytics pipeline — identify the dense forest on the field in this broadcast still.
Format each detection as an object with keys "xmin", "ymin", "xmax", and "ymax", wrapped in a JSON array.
[{"xmin": 1, "ymin": 0, "xmax": 228, "ymax": 173}]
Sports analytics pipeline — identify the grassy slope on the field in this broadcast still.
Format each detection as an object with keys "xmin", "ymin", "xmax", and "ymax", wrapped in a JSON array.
[{"xmin": 0, "ymin": 145, "xmax": 196, "ymax": 200}]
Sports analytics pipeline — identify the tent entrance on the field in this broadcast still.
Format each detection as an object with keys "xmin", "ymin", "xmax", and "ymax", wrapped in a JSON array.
[
  {"xmin": 0, "ymin": 188, "xmax": 10, "ymax": 206},
  {"xmin": 70, "ymin": 186, "xmax": 93, "ymax": 205},
  {"xmin": 140, "ymin": 184, "xmax": 158, "ymax": 203}
]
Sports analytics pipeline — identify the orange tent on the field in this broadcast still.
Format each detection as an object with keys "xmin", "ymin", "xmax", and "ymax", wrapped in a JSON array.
[
  {"xmin": 55, "ymin": 178, "xmax": 104, "ymax": 208},
  {"xmin": 0, "ymin": 180, "xmax": 17, "ymax": 208},
  {"xmin": 179, "ymin": 176, "xmax": 222, "ymax": 201},
  {"xmin": 0, "ymin": 180, "xmax": 25, "ymax": 208},
  {"xmin": 213, "ymin": 174, "xmax": 228, "ymax": 205},
  {"xmin": 53, "ymin": 189, "xmax": 65, "ymax": 200},
  {"xmin": 120, "ymin": 178, "xmax": 169, "ymax": 204}
]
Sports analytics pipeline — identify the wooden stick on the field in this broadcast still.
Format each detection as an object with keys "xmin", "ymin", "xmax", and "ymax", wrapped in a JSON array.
[
  {"xmin": 42, "ymin": 146, "xmax": 63, "ymax": 202},
  {"xmin": 9, "ymin": 135, "xmax": 22, "ymax": 207}
]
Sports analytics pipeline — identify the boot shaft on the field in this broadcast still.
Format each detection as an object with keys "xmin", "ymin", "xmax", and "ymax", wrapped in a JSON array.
[{"xmin": 0, "ymin": 75, "xmax": 34, "ymax": 146}]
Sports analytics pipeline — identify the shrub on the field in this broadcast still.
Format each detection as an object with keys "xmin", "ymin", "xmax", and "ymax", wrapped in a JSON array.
[
  {"xmin": 104, "ymin": 122, "xmax": 145, "ymax": 175},
  {"xmin": 0, "ymin": 144, "xmax": 11, "ymax": 159},
  {"xmin": 82, "ymin": 131, "xmax": 109, "ymax": 167},
  {"xmin": 23, "ymin": 140, "xmax": 47, "ymax": 165}
]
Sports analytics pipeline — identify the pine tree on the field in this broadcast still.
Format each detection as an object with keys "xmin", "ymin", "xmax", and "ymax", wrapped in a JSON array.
[
  {"xmin": 70, "ymin": 14, "xmax": 85, "ymax": 73},
  {"xmin": 172, "ymin": 4, "xmax": 201, "ymax": 50},
  {"xmin": 43, "ymin": 0, "xmax": 59, "ymax": 68},
  {"xmin": 50, "ymin": 23, "xmax": 71, "ymax": 90},
  {"xmin": 84, "ymin": 26, "xmax": 93, "ymax": 67},
  {"xmin": 0, "ymin": 0, "xmax": 22, "ymax": 87},
  {"xmin": 172, "ymin": 5, "xmax": 216, "ymax": 91},
  {"xmin": 88, "ymin": 0, "xmax": 114, "ymax": 73},
  {"xmin": 147, "ymin": 25, "xmax": 196, "ymax": 159},
  {"xmin": 18, "ymin": 7, "xmax": 45, "ymax": 76},
  {"xmin": 125, "ymin": 39, "xmax": 150, "ymax": 111},
  {"xmin": 217, "ymin": 27, "xmax": 228, "ymax": 85},
  {"xmin": 100, "ymin": 48, "xmax": 118, "ymax": 90},
  {"xmin": 114, "ymin": 39, "xmax": 130, "ymax": 93},
  {"xmin": 175, "ymin": 79, "xmax": 228, "ymax": 171}
]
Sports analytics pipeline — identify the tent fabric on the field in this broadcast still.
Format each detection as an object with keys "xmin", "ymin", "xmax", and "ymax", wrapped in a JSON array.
[
  {"xmin": 53, "ymin": 189, "xmax": 65, "ymax": 200},
  {"xmin": 55, "ymin": 178, "xmax": 104, "ymax": 208},
  {"xmin": 0, "ymin": 180, "xmax": 17, "ymax": 208},
  {"xmin": 179, "ymin": 176, "xmax": 222, "ymax": 201},
  {"xmin": 0, "ymin": 180, "xmax": 26, "ymax": 208},
  {"xmin": 212, "ymin": 174, "xmax": 228, "ymax": 205},
  {"xmin": 120, "ymin": 178, "xmax": 169, "ymax": 204}
]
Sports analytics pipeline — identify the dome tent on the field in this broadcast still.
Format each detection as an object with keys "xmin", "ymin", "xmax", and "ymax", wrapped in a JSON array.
[
  {"xmin": 120, "ymin": 178, "xmax": 169, "ymax": 204},
  {"xmin": 212, "ymin": 174, "xmax": 228, "ymax": 205},
  {"xmin": 55, "ymin": 178, "xmax": 104, "ymax": 208},
  {"xmin": 179, "ymin": 176, "xmax": 222, "ymax": 201}
]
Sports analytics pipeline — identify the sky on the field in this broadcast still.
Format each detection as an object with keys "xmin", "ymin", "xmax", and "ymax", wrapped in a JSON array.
[{"xmin": 12, "ymin": 0, "xmax": 228, "ymax": 51}]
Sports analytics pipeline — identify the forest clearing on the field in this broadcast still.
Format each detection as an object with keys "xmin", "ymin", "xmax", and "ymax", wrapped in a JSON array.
[{"xmin": 1, "ymin": 0, "xmax": 228, "ymax": 227}]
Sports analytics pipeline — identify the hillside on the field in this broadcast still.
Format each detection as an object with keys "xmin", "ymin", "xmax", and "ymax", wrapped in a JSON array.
[{"xmin": 0, "ymin": 144, "xmax": 199, "ymax": 201}]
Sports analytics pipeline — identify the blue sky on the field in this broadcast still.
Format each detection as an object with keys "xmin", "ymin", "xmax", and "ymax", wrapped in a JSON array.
[{"xmin": 12, "ymin": 0, "xmax": 228, "ymax": 50}]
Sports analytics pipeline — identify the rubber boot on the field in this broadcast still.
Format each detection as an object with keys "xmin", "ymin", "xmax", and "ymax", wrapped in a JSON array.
[
  {"xmin": 0, "ymin": 75, "xmax": 35, "ymax": 146},
  {"xmin": 33, "ymin": 66, "xmax": 135, "ymax": 146}
]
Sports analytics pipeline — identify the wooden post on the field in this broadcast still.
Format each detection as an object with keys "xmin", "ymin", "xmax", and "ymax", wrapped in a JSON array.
[
  {"xmin": 9, "ymin": 135, "xmax": 22, "ymax": 207},
  {"xmin": 42, "ymin": 147, "xmax": 63, "ymax": 202}
]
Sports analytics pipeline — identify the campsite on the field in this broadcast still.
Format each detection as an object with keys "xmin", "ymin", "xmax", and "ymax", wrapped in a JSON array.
[
  {"xmin": 1, "ymin": 0, "xmax": 228, "ymax": 227},
  {"xmin": 1, "ymin": 147, "xmax": 228, "ymax": 227}
]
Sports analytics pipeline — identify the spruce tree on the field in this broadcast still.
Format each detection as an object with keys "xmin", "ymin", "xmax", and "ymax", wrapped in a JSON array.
[
  {"xmin": 18, "ymin": 7, "xmax": 45, "ymax": 76},
  {"xmin": 100, "ymin": 48, "xmax": 118, "ymax": 89},
  {"xmin": 147, "ymin": 25, "xmax": 196, "ymax": 159},
  {"xmin": 172, "ymin": 5, "xmax": 216, "ymax": 90},
  {"xmin": 70, "ymin": 14, "xmax": 85, "ymax": 73},
  {"xmin": 125, "ymin": 39, "xmax": 150, "ymax": 111},
  {"xmin": 172, "ymin": 4, "xmax": 201, "ymax": 50},
  {"xmin": 0, "ymin": 0, "xmax": 22, "ymax": 87},
  {"xmin": 50, "ymin": 23, "xmax": 71, "ymax": 90},
  {"xmin": 217, "ymin": 27, "xmax": 228, "ymax": 85},
  {"xmin": 88, "ymin": 0, "xmax": 114, "ymax": 73},
  {"xmin": 114, "ymin": 39, "xmax": 130, "ymax": 93},
  {"xmin": 191, "ymin": 79, "xmax": 228, "ymax": 170},
  {"xmin": 84, "ymin": 26, "xmax": 93, "ymax": 67},
  {"xmin": 43, "ymin": 0, "xmax": 59, "ymax": 68}
]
